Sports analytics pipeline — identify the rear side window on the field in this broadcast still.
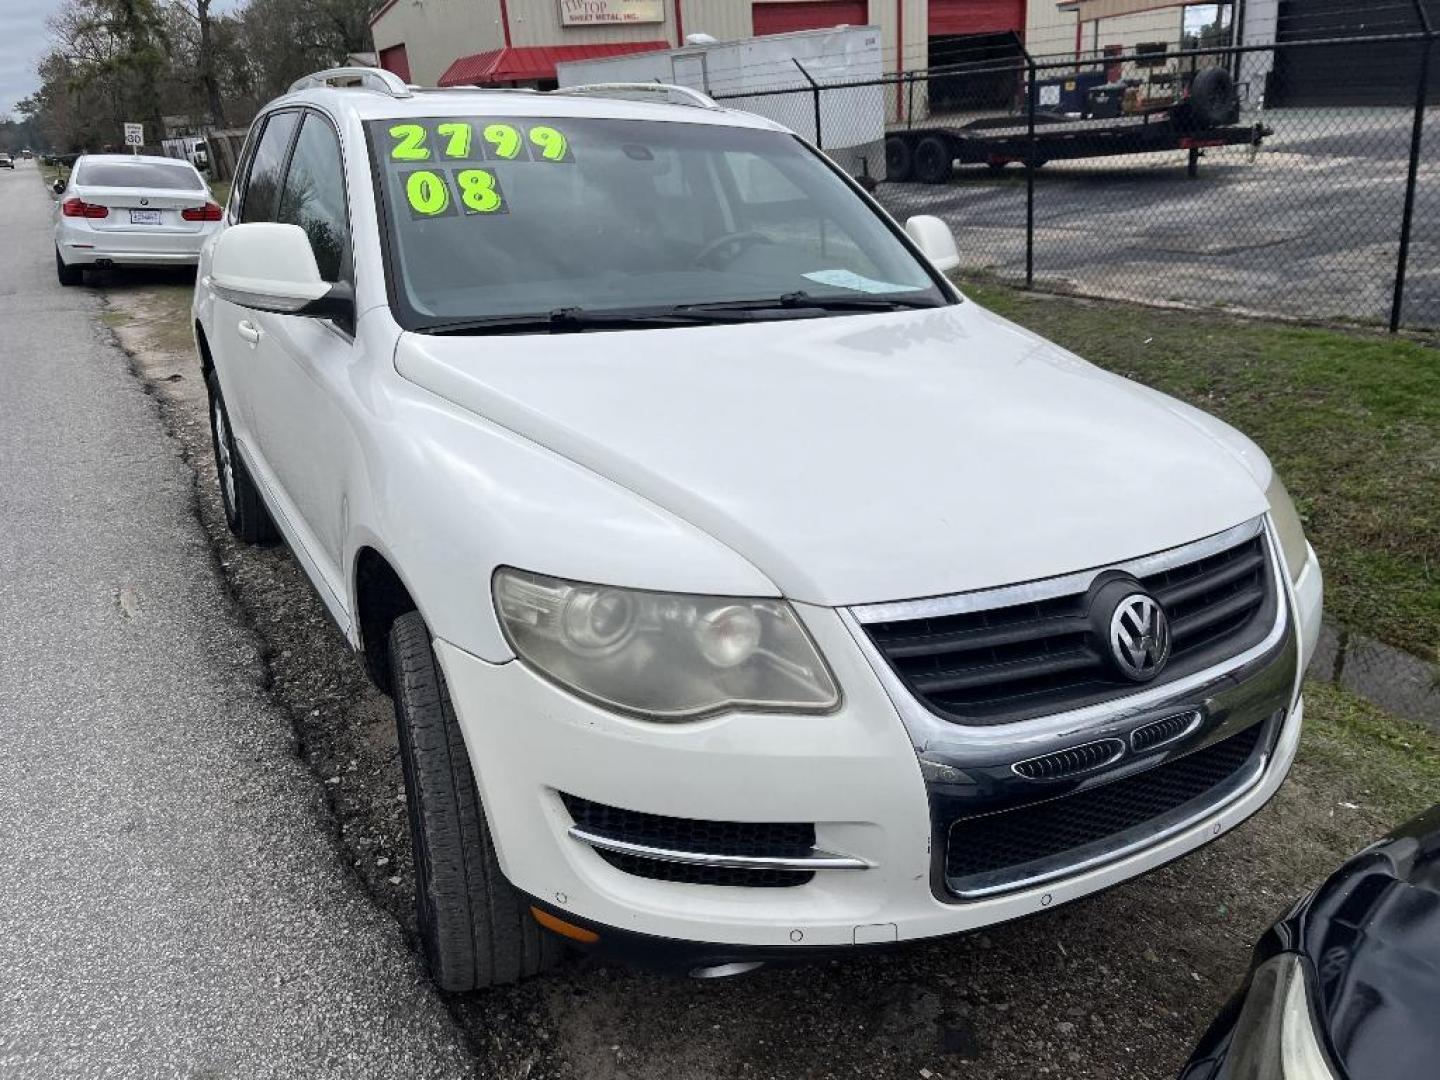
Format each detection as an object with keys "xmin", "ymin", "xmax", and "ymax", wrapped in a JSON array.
[
  {"xmin": 239, "ymin": 112, "xmax": 300, "ymax": 224},
  {"xmin": 76, "ymin": 161, "xmax": 204, "ymax": 190},
  {"xmin": 276, "ymin": 114, "xmax": 350, "ymax": 283}
]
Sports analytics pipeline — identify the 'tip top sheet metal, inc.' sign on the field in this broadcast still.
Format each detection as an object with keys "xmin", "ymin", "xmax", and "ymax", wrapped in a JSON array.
[{"xmin": 559, "ymin": 0, "xmax": 665, "ymax": 26}]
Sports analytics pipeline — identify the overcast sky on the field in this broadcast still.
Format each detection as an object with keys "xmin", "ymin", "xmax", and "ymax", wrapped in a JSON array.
[
  {"xmin": 1, "ymin": 1, "xmax": 244, "ymax": 120},
  {"xmin": 0, "ymin": 2, "xmax": 62, "ymax": 118}
]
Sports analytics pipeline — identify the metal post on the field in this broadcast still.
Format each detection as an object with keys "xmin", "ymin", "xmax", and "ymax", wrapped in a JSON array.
[
  {"xmin": 907, "ymin": 73, "xmax": 916, "ymax": 130},
  {"xmin": 1026, "ymin": 52, "xmax": 1037, "ymax": 288},
  {"xmin": 793, "ymin": 59, "xmax": 823, "ymax": 150},
  {"xmin": 1391, "ymin": 9, "xmax": 1434, "ymax": 332}
]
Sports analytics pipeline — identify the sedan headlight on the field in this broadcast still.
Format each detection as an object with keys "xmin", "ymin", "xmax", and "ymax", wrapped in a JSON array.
[
  {"xmin": 1266, "ymin": 474, "xmax": 1310, "ymax": 584},
  {"xmin": 1222, "ymin": 953, "xmax": 1338, "ymax": 1079},
  {"xmin": 492, "ymin": 568, "xmax": 840, "ymax": 721}
]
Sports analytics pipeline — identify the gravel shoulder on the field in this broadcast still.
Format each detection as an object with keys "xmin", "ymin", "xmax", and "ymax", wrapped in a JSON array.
[{"xmin": 102, "ymin": 275, "xmax": 1440, "ymax": 1080}]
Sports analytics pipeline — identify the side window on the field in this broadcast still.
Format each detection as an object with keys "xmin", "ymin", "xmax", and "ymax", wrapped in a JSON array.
[
  {"xmin": 276, "ymin": 114, "xmax": 350, "ymax": 284},
  {"xmin": 239, "ymin": 111, "xmax": 300, "ymax": 224}
]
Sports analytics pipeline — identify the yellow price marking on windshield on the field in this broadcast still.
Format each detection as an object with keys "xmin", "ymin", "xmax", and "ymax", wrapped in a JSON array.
[
  {"xmin": 389, "ymin": 123, "xmax": 430, "ymax": 160},
  {"xmin": 405, "ymin": 170, "xmax": 450, "ymax": 216},
  {"xmin": 528, "ymin": 125, "xmax": 569, "ymax": 161},
  {"xmin": 437, "ymin": 122, "xmax": 472, "ymax": 159},
  {"xmin": 456, "ymin": 169, "xmax": 503, "ymax": 213},
  {"xmin": 483, "ymin": 123, "xmax": 522, "ymax": 160}
]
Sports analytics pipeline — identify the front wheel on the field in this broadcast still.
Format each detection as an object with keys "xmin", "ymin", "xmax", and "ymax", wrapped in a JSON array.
[{"xmin": 389, "ymin": 611, "xmax": 564, "ymax": 991}]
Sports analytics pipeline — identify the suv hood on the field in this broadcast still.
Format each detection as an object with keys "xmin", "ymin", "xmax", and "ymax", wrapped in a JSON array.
[{"xmin": 395, "ymin": 303, "xmax": 1268, "ymax": 606}]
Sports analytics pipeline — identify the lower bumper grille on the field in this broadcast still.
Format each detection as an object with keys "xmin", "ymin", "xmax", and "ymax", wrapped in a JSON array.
[
  {"xmin": 560, "ymin": 794, "xmax": 818, "ymax": 888},
  {"xmin": 944, "ymin": 719, "xmax": 1269, "ymax": 897}
]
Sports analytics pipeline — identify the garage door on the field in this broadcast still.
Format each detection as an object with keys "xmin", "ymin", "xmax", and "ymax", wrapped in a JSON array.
[
  {"xmin": 752, "ymin": 1, "xmax": 869, "ymax": 36},
  {"xmin": 378, "ymin": 43, "xmax": 411, "ymax": 83},
  {"xmin": 1270, "ymin": 0, "xmax": 1439, "ymax": 106},
  {"xmin": 928, "ymin": 0, "xmax": 1024, "ymax": 37}
]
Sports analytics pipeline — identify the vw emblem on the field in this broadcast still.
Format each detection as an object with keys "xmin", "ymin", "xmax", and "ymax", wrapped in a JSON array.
[{"xmin": 1109, "ymin": 593, "xmax": 1171, "ymax": 681}]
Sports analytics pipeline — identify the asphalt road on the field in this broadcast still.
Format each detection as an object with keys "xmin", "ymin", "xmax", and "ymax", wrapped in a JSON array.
[
  {"xmin": 0, "ymin": 163, "xmax": 474, "ymax": 1077},
  {"xmin": 874, "ymin": 105, "xmax": 1440, "ymax": 329}
]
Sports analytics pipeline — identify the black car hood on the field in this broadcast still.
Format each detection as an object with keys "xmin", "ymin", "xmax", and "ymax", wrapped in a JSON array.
[
  {"xmin": 1182, "ymin": 804, "xmax": 1440, "ymax": 1080},
  {"xmin": 1293, "ymin": 805, "xmax": 1440, "ymax": 1079}
]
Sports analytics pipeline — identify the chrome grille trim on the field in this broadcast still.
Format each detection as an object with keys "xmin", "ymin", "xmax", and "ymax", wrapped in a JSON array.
[
  {"xmin": 568, "ymin": 828, "xmax": 872, "ymax": 871},
  {"xmin": 850, "ymin": 516, "xmax": 1265, "ymax": 626}
]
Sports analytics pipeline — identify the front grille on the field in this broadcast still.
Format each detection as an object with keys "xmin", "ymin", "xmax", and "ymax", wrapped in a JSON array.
[
  {"xmin": 861, "ymin": 527, "xmax": 1275, "ymax": 725},
  {"xmin": 1013, "ymin": 738, "xmax": 1125, "ymax": 781},
  {"xmin": 1131, "ymin": 710, "xmax": 1201, "ymax": 753},
  {"xmin": 561, "ymin": 794, "xmax": 816, "ymax": 888},
  {"xmin": 945, "ymin": 720, "xmax": 1265, "ymax": 895}
]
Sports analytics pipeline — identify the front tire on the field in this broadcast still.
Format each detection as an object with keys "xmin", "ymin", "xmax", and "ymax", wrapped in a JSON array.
[
  {"xmin": 55, "ymin": 248, "xmax": 83, "ymax": 287},
  {"xmin": 389, "ymin": 611, "xmax": 563, "ymax": 991},
  {"xmin": 205, "ymin": 369, "xmax": 277, "ymax": 544}
]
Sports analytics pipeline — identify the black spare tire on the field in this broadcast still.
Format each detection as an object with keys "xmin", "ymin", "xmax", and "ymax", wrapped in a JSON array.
[{"xmin": 1187, "ymin": 66, "xmax": 1240, "ymax": 128}]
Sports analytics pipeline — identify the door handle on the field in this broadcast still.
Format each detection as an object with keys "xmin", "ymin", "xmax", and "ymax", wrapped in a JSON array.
[{"xmin": 237, "ymin": 319, "xmax": 262, "ymax": 345}]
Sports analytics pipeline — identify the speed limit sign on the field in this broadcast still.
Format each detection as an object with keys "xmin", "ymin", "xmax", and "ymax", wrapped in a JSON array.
[{"xmin": 123, "ymin": 122, "xmax": 144, "ymax": 148}]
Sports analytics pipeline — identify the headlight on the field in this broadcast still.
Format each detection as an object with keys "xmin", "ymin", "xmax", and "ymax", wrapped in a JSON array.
[
  {"xmin": 492, "ymin": 568, "xmax": 840, "ymax": 721},
  {"xmin": 1222, "ymin": 953, "xmax": 1338, "ymax": 1079},
  {"xmin": 1266, "ymin": 474, "xmax": 1310, "ymax": 584}
]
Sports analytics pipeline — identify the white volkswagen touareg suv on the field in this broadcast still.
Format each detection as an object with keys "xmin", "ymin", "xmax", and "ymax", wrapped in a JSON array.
[{"xmin": 193, "ymin": 67, "xmax": 1322, "ymax": 989}]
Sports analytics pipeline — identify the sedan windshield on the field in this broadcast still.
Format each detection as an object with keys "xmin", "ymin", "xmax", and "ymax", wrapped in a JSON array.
[
  {"xmin": 77, "ymin": 161, "xmax": 205, "ymax": 190},
  {"xmin": 366, "ymin": 115, "xmax": 949, "ymax": 330}
]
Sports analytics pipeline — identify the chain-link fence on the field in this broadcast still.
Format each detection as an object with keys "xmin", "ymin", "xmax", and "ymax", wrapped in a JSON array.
[{"xmin": 713, "ymin": 26, "xmax": 1439, "ymax": 332}]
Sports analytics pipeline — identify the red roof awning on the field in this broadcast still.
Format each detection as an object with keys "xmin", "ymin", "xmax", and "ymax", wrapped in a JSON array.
[{"xmin": 438, "ymin": 41, "xmax": 671, "ymax": 87}]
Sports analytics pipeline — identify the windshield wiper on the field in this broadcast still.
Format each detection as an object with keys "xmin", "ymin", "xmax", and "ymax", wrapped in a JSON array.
[
  {"xmin": 419, "ymin": 306, "xmax": 760, "ymax": 336},
  {"xmin": 678, "ymin": 291, "xmax": 944, "ymax": 315},
  {"xmin": 418, "ymin": 293, "xmax": 942, "ymax": 336}
]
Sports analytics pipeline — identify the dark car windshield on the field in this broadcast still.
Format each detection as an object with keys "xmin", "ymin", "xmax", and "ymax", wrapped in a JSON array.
[
  {"xmin": 77, "ymin": 160, "xmax": 205, "ymax": 190},
  {"xmin": 366, "ymin": 115, "xmax": 948, "ymax": 329}
]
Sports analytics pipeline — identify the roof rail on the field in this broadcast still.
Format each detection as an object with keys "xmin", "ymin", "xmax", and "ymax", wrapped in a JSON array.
[
  {"xmin": 552, "ymin": 82, "xmax": 720, "ymax": 110},
  {"xmin": 288, "ymin": 66, "xmax": 413, "ymax": 98}
]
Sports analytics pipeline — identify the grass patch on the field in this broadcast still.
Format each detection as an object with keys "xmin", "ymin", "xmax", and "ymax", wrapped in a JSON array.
[
  {"xmin": 209, "ymin": 179, "xmax": 231, "ymax": 209},
  {"xmin": 962, "ymin": 280, "xmax": 1440, "ymax": 661},
  {"xmin": 1298, "ymin": 680, "xmax": 1440, "ymax": 821}
]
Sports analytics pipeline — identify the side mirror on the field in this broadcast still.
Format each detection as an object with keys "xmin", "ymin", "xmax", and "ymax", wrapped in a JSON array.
[
  {"xmin": 904, "ymin": 215, "xmax": 961, "ymax": 273},
  {"xmin": 211, "ymin": 222, "xmax": 353, "ymax": 324},
  {"xmin": 52, "ymin": 180, "xmax": 64, "ymax": 194}
]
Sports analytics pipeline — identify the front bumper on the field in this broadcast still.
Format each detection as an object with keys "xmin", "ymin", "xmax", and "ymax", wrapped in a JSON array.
[{"xmin": 434, "ymin": 542, "xmax": 1319, "ymax": 953}]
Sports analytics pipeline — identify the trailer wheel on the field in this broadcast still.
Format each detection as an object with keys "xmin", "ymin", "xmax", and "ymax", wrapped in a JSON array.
[
  {"xmin": 885, "ymin": 135, "xmax": 913, "ymax": 183},
  {"xmin": 1186, "ymin": 67, "xmax": 1240, "ymax": 128},
  {"xmin": 913, "ymin": 136, "xmax": 954, "ymax": 185}
]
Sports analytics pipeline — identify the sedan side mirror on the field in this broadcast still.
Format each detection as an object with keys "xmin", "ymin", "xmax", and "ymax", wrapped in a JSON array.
[
  {"xmin": 211, "ymin": 222, "xmax": 353, "ymax": 324},
  {"xmin": 904, "ymin": 215, "xmax": 961, "ymax": 273}
]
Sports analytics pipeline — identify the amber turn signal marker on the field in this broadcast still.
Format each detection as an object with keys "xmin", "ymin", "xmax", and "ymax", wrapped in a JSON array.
[{"xmin": 530, "ymin": 906, "xmax": 600, "ymax": 944}]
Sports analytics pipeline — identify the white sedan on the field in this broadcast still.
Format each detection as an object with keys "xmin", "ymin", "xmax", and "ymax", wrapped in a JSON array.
[{"xmin": 53, "ymin": 153, "xmax": 222, "ymax": 286}]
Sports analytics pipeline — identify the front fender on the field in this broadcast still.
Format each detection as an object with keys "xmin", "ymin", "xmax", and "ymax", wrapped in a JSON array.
[{"xmin": 345, "ymin": 349, "xmax": 778, "ymax": 663}]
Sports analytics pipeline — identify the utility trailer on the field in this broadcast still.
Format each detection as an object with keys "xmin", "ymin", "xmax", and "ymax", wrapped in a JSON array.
[{"xmin": 886, "ymin": 66, "xmax": 1269, "ymax": 183}]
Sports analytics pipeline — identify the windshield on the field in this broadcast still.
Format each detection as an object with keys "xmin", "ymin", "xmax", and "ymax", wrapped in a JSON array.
[
  {"xmin": 77, "ymin": 160, "xmax": 205, "ymax": 190},
  {"xmin": 366, "ymin": 116, "xmax": 949, "ymax": 330}
]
